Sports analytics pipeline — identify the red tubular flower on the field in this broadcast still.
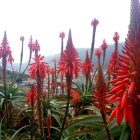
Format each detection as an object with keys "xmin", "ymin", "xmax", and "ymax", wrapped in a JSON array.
[
  {"xmin": 93, "ymin": 61, "xmax": 110, "ymax": 113},
  {"xmin": 26, "ymin": 84, "xmax": 37, "ymax": 106},
  {"xmin": 82, "ymin": 51, "xmax": 94, "ymax": 75},
  {"xmin": 70, "ymin": 89, "xmax": 80, "ymax": 105},
  {"xmin": 58, "ymin": 29, "xmax": 81, "ymax": 87},
  {"xmin": 82, "ymin": 51, "xmax": 93, "ymax": 87},
  {"xmin": 108, "ymin": 3, "xmax": 140, "ymax": 137},
  {"xmin": 29, "ymin": 55, "xmax": 49, "ymax": 136},
  {"xmin": 58, "ymin": 30, "xmax": 81, "ymax": 139},
  {"xmin": 29, "ymin": 54, "xmax": 49, "ymax": 79},
  {"xmin": 107, "ymin": 50, "xmax": 119, "ymax": 76},
  {"xmin": 101, "ymin": 39, "xmax": 107, "ymax": 67},
  {"xmin": 95, "ymin": 48, "xmax": 102, "ymax": 59},
  {"xmin": 8, "ymin": 53, "xmax": 14, "ymax": 64},
  {"xmin": 0, "ymin": 31, "xmax": 14, "ymax": 63},
  {"xmin": 93, "ymin": 54, "xmax": 111, "ymax": 139}
]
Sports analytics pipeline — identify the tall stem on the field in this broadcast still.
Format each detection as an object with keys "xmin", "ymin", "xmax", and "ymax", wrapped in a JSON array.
[
  {"xmin": 90, "ymin": 28, "xmax": 96, "ymax": 60},
  {"xmin": 58, "ymin": 88, "xmax": 70, "ymax": 140},
  {"xmin": 22, "ymin": 48, "xmax": 32, "ymax": 76},
  {"xmin": 36, "ymin": 70, "xmax": 44, "ymax": 136},
  {"xmin": 101, "ymin": 111, "xmax": 112, "ymax": 140},
  {"xmin": 2, "ymin": 55, "xmax": 8, "ymax": 127},
  {"xmin": 19, "ymin": 40, "xmax": 24, "ymax": 73},
  {"xmin": 61, "ymin": 38, "xmax": 64, "ymax": 56}
]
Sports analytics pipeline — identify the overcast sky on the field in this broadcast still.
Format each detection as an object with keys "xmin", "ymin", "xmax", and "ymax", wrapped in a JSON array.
[{"xmin": 0, "ymin": 0, "xmax": 130, "ymax": 63}]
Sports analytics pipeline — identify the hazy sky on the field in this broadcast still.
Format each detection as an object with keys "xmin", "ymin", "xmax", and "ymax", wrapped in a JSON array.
[{"xmin": 0, "ymin": 0, "xmax": 130, "ymax": 63}]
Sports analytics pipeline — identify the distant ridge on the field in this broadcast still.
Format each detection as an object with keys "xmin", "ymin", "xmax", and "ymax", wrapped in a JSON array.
[{"xmin": 12, "ymin": 42, "xmax": 124, "ymax": 72}]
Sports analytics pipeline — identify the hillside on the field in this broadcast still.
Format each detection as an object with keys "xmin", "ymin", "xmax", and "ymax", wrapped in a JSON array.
[{"xmin": 12, "ymin": 42, "xmax": 124, "ymax": 72}]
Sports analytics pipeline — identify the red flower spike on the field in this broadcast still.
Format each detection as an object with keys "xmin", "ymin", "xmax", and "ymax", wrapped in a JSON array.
[
  {"xmin": 101, "ymin": 39, "xmax": 107, "ymax": 67},
  {"xmin": 28, "ymin": 36, "xmax": 33, "ymax": 50},
  {"xmin": 113, "ymin": 32, "xmax": 119, "ymax": 42},
  {"xmin": 101, "ymin": 39, "xmax": 107, "ymax": 51},
  {"xmin": 26, "ymin": 84, "xmax": 37, "ymax": 105},
  {"xmin": 93, "ymin": 59, "xmax": 110, "ymax": 114},
  {"xmin": 82, "ymin": 51, "xmax": 93, "ymax": 75},
  {"xmin": 29, "ymin": 54, "xmax": 49, "ymax": 79},
  {"xmin": 33, "ymin": 40, "xmax": 40, "ymax": 52},
  {"xmin": 91, "ymin": 18, "xmax": 99, "ymax": 28},
  {"xmin": 58, "ymin": 30, "xmax": 81, "ymax": 81},
  {"xmin": 0, "ymin": 31, "xmax": 14, "ymax": 65},
  {"xmin": 108, "ymin": 1, "xmax": 140, "ymax": 137},
  {"xmin": 70, "ymin": 89, "xmax": 80, "ymax": 105},
  {"xmin": 95, "ymin": 48, "xmax": 102, "ymax": 57}
]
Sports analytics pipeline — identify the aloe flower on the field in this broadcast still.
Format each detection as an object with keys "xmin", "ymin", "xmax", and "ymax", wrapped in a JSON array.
[
  {"xmin": 29, "ymin": 54, "xmax": 49, "ymax": 79},
  {"xmin": 70, "ymin": 89, "xmax": 81, "ymax": 105},
  {"xmin": 90, "ymin": 18, "xmax": 99, "ymax": 60},
  {"xmin": 101, "ymin": 39, "xmax": 107, "ymax": 67},
  {"xmin": 33, "ymin": 40, "xmax": 40, "ymax": 55},
  {"xmin": 107, "ymin": 33, "xmax": 120, "ymax": 79},
  {"xmin": 59, "ymin": 30, "xmax": 81, "ymax": 87},
  {"xmin": 82, "ymin": 51, "xmax": 93, "ymax": 87},
  {"xmin": 108, "ymin": 0, "xmax": 140, "ymax": 139},
  {"xmin": 50, "ymin": 68, "xmax": 56, "ymax": 95},
  {"xmin": 113, "ymin": 32, "xmax": 119, "ymax": 51},
  {"xmin": 95, "ymin": 48, "xmax": 102, "ymax": 59},
  {"xmin": 58, "ymin": 29, "xmax": 81, "ymax": 139},
  {"xmin": 26, "ymin": 84, "xmax": 37, "ymax": 110},
  {"xmin": 0, "ymin": 31, "xmax": 14, "ymax": 125},
  {"xmin": 94, "ymin": 51, "xmax": 111, "ymax": 140},
  {"xmin": 29, "ymin": 54, "xmax": 49, "ymax": 136},
  {"xmin": 107, "ymin": 50, "xmax": 119, "ymax": 75}
]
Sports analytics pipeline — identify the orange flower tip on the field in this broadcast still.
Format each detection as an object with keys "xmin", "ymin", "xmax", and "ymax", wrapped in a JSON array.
[
  {"xmin": 59, "ymin": 32, "xmax": 65, "ymax": 38},
  {"xmin": 91, "ymin": 18, "xmax": 99, "ymax": 27}
]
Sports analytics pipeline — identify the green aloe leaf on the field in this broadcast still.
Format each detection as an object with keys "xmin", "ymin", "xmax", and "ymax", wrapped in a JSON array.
[
  {"xmin": 65, "ymin": 115, "xmax": 103, "ymax": 129},
  {"xmin": 119, "ymin": 124, "xmax": 131, "ymax": 140}
]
